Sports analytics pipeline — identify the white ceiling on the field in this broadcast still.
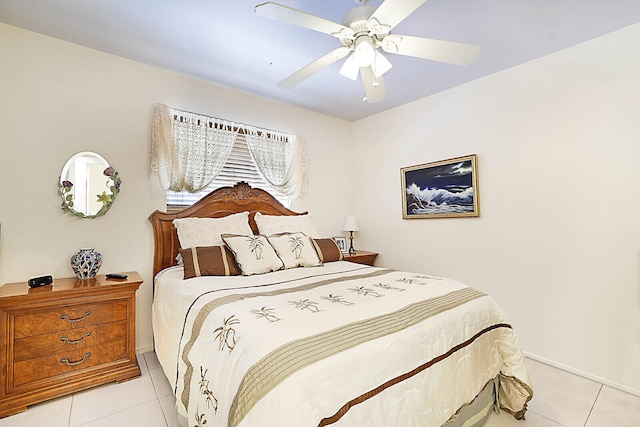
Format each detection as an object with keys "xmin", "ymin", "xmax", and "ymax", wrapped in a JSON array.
[{"xmin": 2, "ymin": 0, "xmax": 640, "ymax": 121}]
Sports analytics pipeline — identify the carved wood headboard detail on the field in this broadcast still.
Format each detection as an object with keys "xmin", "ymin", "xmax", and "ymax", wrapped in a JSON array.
[{"xmin": 148, "ymin": 182, "xmax": 307, "ymax": 278}]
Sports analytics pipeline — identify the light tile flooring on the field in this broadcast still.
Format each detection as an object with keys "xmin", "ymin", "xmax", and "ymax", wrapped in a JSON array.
[{"xmin": 0, "ymin": 353, "xmax": 638, "ymax": 426}]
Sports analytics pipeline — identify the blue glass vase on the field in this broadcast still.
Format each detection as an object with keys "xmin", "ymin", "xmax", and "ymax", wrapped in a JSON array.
[{"xmin": 70, "ymin": 248, "xmax": 102, "ymax": 279}]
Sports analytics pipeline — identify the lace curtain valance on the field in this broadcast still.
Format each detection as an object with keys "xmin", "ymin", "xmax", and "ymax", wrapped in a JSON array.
[
  {"xmin": 151, "ymin": 104, "xmax": 237, "ymax": 192},
  {"xmin": 150, "ymin": 103, "xmax": 308, "ymax": 197}
]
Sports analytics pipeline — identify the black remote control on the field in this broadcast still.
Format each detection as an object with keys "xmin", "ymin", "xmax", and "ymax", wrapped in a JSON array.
[{"xmin": 106, "ymin": 273, "xmax": 128, "ymax": 280}]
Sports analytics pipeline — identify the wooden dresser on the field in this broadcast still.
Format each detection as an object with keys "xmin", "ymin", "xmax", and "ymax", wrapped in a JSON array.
[{"xmin": 0, "ymin": 272, "xmax": 142, "ymax": 418}]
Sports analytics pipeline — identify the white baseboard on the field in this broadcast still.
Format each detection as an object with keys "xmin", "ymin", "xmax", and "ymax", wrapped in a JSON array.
[{"xmin": 525, "ymin": 351, "xmax": 640, "ymax": 397}]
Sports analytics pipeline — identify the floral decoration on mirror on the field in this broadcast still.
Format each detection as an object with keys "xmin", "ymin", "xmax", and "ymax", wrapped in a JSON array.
[{"xmin": 58, "ymin": 167, "xmax": 122, "ymax": 218}]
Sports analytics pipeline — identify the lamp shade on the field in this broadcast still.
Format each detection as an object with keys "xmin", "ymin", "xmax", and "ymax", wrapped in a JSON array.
[{"xmin": 343, "ymin": 216, "xmax": 359, "ymax": 232}]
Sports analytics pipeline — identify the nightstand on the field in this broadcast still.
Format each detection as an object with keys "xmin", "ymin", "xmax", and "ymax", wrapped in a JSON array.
[
  {"xmin": 0, "ymin": 272, "xmax": 142, "ymax": 418},
  {"xmin": 343, "ymin": 250, "xmax": 378, "ymax": 266}
]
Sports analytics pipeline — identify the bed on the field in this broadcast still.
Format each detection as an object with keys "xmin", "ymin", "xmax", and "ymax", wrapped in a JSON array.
[{"xmin": 149, "ymin": 182, "xmax": 532, "ymax": 427}]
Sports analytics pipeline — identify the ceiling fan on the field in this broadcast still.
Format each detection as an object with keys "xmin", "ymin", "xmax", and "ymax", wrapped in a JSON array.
[{"xmin": 255, "ymin": 0, "xmax": 480, "ymax": 103}]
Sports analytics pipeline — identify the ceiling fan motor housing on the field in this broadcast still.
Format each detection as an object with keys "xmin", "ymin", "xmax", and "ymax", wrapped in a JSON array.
[
  {"xmin": 342, "ymin": 5, "xmax": 375, "ymax": 25},
  {"xmin": 341, "ymin": 6, "xmax": 383, "ymax": 48}
]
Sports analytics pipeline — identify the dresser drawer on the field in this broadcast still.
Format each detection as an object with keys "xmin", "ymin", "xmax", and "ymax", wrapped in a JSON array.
[
  {"xmin": 13, "ymin": 320, "xmax": 127, "ymax": 362},
  {"xmin": 12, "ymin": 339, "xmax": 128, "ymax": 387},
  {"xmin": 13, "ymin": 300, "xmax": 127, "ymax": 338}
]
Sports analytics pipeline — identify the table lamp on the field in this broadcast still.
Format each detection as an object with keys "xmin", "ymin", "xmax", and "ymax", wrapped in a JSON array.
[{"xmin": 343, "ymin": 216, "xmax": 359, "ymax": 255}]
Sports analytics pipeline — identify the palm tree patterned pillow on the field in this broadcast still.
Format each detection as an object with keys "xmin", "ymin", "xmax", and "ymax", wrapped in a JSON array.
[
  {"xmin": 267, "ymin": 232, "xmax": 322, "ymax": 269},
  {"xmin": 222, "ymin": 234, "xmax": 284, "ymax": 275}
]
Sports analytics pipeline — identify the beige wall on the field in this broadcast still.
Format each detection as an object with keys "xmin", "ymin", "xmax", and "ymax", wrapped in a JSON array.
[
  {"xmin": 0, "ymin": 23, "xmax": 354, "ymax": 353},
  {"xmin": 352, "ymin": 23, "xmax": 640, "ymax": 394}
]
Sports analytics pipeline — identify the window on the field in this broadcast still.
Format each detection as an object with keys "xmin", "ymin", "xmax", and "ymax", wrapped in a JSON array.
[
  {"xmin": 152, "ymin": 104, "xmax": 305, "ymax": 209},
  {"xmin": 166, "ymin": 133, "xmax": 288, "ymax": 209}
]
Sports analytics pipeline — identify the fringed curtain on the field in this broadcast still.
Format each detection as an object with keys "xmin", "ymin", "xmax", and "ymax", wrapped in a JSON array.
[
  {"xmin": 151, "ymin": 104, "xmax": 238, "ymax": 192},
  {"xmin": 244, "ymin": 128, "xmax": 308, "ymax": 199}
]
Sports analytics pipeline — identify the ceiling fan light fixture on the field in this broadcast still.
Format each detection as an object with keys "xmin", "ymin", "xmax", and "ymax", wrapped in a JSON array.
[
  {"xmin": 372, "ymin": 51, "xmax": 392, "ymax": 78},
  {"xmin": 353, "ymin": 36, "xmax": 375, "ymax": 67},
  {"xmin": 339, "ymin": 54, "xmax": 360, "ymax": 80}
]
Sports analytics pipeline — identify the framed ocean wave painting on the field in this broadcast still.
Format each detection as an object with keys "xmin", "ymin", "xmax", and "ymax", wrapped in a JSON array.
[{"xmin": 401, "ymin": 154, "xmax": 479, "ymax": 219}]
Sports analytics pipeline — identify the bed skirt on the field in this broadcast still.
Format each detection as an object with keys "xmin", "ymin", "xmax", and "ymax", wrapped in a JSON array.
[{"xmin": 444, "ymin": 376, "xmax": 498, "ymax": 427}]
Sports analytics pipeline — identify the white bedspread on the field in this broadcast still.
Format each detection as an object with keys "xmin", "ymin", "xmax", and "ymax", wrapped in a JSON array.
[{"xmin": 152, "ymin": 262, "xmax": 532, "ymax": 427}]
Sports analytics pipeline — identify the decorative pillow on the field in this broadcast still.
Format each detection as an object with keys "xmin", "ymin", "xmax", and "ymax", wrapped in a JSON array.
[
  {"xmin": 312, "ymin": 238, "xmax": 345, "ymax": 263},
  {"xmin": 173, "ymin": 212, "xmax": 252, "ymax": 248},
  {"xmin": 267, "ymin": 233, "xmax": 322, "ymax": 269},
  {"xmin": 222, "ymin": 234, "xmax": 284, "ymax": 276},
  {"xmin": 254, "ymin": 212, "xmax": 320, "ymax": 238},
  {"xmin": 179, "ymin": 246, "xmax": 241, "ymax": 279}
]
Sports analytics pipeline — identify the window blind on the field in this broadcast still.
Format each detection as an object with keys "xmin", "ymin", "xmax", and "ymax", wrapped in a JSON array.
[{"xmin": 166, "ymin": 134, "xmax": 288, "ymax": 208}]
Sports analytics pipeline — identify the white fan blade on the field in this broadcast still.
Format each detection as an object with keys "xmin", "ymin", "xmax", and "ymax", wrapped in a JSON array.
[
  {"xmin": 255, "ymin": 2, "xmax": 354, "ymax": 39},
  {"xmin": 278, "ymin": 47, "xmax": 351, "ymax": 89},
  {"xmin": 361, "ymin": 66, "xmax": 386, "ymax": 103},
  {"xmin": 339, "ymin": 54, "xmax": 360, "ymax": 81},
  {"xmin": 369, "ymin": 0, "xmax": 428, "ymax": 32},
  {"xmin": 382, "ymin": 34, "xmax": 480, "ymax": 66}
]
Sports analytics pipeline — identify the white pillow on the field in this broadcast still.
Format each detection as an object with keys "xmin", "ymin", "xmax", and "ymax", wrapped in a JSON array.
[
  {"xmin": 173, "ymin": 212, "xmax": 252, "ymax": 248},
  {"xmin": 254, "ymin": 212, "xmax": 320, "ymax": 238},
  {"xmin": 222, "ymin": 234, "xmax": 284, "ymax": 276},
  {"xmin": 267, "ymin": 232, "xmax": 322, "ymax": 269}
]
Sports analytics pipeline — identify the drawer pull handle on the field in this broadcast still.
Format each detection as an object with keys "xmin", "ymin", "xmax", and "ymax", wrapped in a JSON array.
[
  {"xmin": 60, "ymin": 331, "xmax": 91, "ymax": 344},
  {"xmin": 60, "ymin": 310, "xmax": 92, "ymax": 323},
  {"xmin": 60, "ymin": 352, "xmax": 92, "ymax": 366}
]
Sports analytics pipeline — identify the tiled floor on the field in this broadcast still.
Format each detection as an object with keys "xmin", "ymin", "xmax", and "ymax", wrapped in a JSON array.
[{"xmin": 0, "ymin": 353, "xmax": 638, "ymax": 426}]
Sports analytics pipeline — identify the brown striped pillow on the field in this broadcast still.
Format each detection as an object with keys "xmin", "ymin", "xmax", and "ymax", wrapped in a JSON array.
[
  {"xmin": 312, "ymin": 238, "xmax": 344, "ymax": 263},
  {"xmin": 179, "ymin": 245, "xmax": 241, "ymax": 279}
]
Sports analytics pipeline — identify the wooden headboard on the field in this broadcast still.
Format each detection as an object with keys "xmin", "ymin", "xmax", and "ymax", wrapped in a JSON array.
[{"xmin": 148, "ymin": 182, "xmax": 307, "ymax": 278}]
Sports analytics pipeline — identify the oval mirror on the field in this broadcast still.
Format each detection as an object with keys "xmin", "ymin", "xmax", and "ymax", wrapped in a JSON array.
[{"xmin": 58, "ymin": 152, "xmax": 122, "ymax": 218}]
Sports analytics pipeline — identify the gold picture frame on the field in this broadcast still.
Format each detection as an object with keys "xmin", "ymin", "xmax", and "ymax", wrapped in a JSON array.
[{"xmin": 401, "ymin": 154, "xmax": 479, "ymax": 219}]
